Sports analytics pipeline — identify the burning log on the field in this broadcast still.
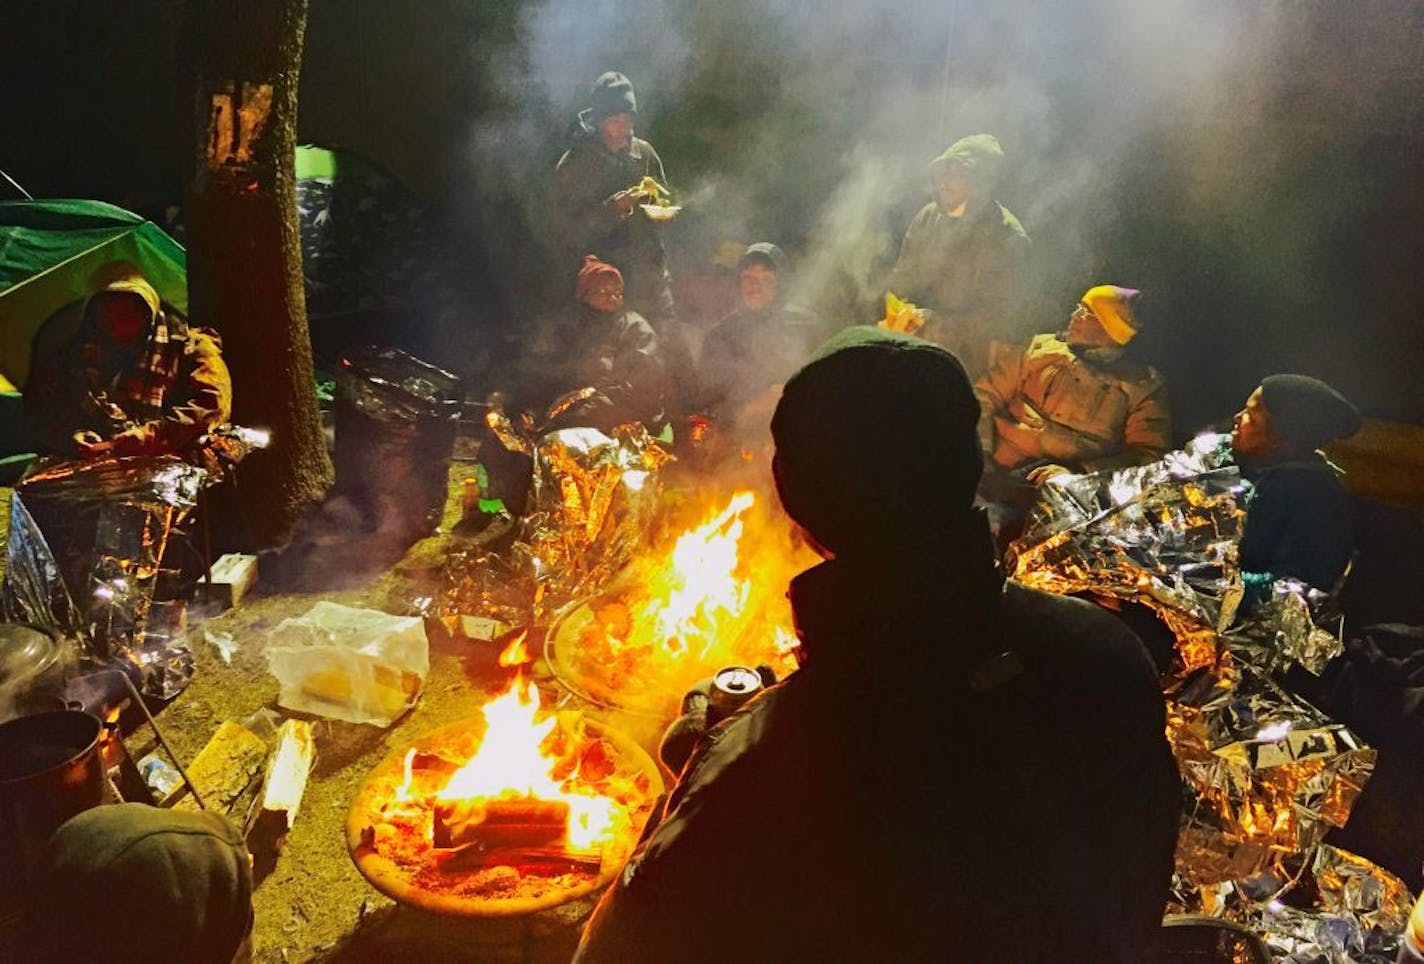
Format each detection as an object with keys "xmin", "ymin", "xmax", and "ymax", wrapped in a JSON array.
[
  {"xmin": 434, "ymin": 844, "xmax": 604, "ymax": 875},
  {"xmin": 258, "ymin": 720, "xmax": 316, "ymax": 829},
  {"xmin": 432, "ymin": 797, "xmax": 569, "ymax": 850}
]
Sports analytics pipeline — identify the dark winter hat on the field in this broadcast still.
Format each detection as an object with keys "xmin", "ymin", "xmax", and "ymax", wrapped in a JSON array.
[
  {"xmin": 737, "ymin": 242, "xmax": 788, "ymax": 275},
  {"xmin": 588, "ymin": 71, "xmax": 637, "ymax": 122},
  {"xmin": 1260, "ymin": 374, "xmax": 1362, "ymax": 451},
  {"xmin": 26, "ymin": 803, "xmax": 253, "ymax": 964},
  {"xmin": 771, "ymin": 326, "xmax": 982, "ymax": 557}
]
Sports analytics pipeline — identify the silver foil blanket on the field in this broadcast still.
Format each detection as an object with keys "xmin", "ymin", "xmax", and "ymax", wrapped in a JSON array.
[
  {"xmin": 512, "ymin": 424, "xmax": 670, "ymax": 618},
  {"xmin": 1010, "ymin": 435, "xmax": 1414, "ymax": 951},
  {"xmin": 4, "ymin": 455, "xmax": 206, "ymax": 697}
]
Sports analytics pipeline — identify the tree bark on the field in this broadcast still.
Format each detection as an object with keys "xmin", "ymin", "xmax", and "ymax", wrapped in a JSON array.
[{"xmin": 184, "ymin": 0, "xmax": 331, "ymax": 548}]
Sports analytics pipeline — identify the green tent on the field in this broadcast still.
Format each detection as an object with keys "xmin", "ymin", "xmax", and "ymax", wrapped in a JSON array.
[{"xmin": 0, "ymin": 199, "xmax": 186, "ymax": 389}]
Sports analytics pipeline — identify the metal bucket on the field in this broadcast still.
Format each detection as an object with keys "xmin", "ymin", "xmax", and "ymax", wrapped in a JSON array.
[{"xmin": 0, "ymin": 710, "xmax": 106, "ymax": 887}]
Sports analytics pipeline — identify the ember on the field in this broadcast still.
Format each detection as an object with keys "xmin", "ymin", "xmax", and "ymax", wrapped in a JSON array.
[
  {"xmin": 548, "ymin": 490, "xmax": 813, "ymax": 720},
  {"xmin": 346, "ymin": 677, "xmax": 662, "ymax": 916}
]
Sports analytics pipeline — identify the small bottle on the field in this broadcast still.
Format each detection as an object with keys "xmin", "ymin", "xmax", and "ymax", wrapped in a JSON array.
[
  {"xmin": 1398, "ymin": 889, "xmax": 1424, "ymax": 963},
  {"xmin": 460, "ymin": 476, "xmax": 480, "ymax": 516}
]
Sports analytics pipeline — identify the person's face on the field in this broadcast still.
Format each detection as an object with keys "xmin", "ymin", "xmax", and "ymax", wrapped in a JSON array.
[
  {"xmin": 583, "ymin": 275, "xmax": 624, "ymax": 313},
  {"xmin": 1064, "ymin": 301, "xmax": 1118, "ymax": 349},
  {"xmin": 598, "ymin": 113, "xmax": 634, "ymax": 152},
  {"xmin": 934, "ymin": 166, "xmax": 972, "ymax": 213},
  {"xmin": 739, "ymin": 263, "xmax": 778, "ymax": 312},
  {"xmin": 1232, "ymin": 386, "xmax": 1278, "ymax": 457},
  {"xmin": 94, "ymin": 293, "xmax": 150, "ymax": 346}
]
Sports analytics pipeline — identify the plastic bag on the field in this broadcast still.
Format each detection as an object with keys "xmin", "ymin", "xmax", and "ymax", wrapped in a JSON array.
[{"xmin": 265, "ymin": 601, "xmax": 428, "ymax": 727}]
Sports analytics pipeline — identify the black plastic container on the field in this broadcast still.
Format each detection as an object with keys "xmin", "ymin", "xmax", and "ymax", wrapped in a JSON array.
[{"xmin": 334, "ymin": 346, "xmax": 462, "ymax": 538}]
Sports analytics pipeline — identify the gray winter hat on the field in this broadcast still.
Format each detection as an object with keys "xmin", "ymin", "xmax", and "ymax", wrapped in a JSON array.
[{"xmin": 589, "ymin": 71, "xmax": 637, "ymax": 121}]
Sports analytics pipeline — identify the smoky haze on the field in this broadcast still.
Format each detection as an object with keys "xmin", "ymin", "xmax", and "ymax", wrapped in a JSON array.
[{"xmin": 449, "ymin": 0, "xmax": 1422, "ymax": 435}]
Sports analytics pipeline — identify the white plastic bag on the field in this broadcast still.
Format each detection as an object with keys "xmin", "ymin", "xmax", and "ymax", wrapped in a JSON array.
[{"xmin": 266, "ymin": 601, "xmax": 428, "ymax": 726}]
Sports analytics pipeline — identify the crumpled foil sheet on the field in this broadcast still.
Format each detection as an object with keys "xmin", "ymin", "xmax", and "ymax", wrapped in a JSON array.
[
  {"xmin": 1010, "ymin": 435, "xmax": 1412, "ymax": 951},
  {"xmin": 1176, "ymin": 846, "xmax": 1413, "ymax": 962},
  {"xmin": 3, "ymin": 455, "xmax": 206, "ymax": 698},
  {"xmin": 439, "ymin": 405, "xmax": 671, "ymax": 628},
  {"xmin": 2, "ymin": 493, "xmax": 81, "ymax": 632},
  {"xmin": 1169, "ymin": 661, "xmax": 1375, "ymax": 884},
  {"xmin": 513, "ymin": 424, "xmax": 670, "ymax": 615}
]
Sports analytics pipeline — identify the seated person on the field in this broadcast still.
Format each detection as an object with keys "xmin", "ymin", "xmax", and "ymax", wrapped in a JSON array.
[
  {"xmin": 25, "ymin": 262, "xmax": 232, "ymax": 461},
  {"xmin": 976, "ymin": 285, "xmax": 1169, "ymax": 538},
  {"xmin": 515, "ymin": 254, "xmax": 666, "ymax": 434},
  {"xmin": 1231, "ymin": 373, "xmax": 1362, "ymax": 598},
  {"xmin": 21, "ymin": 803, "xmax": 254, "ymax": 964},
  {"xmin": 575, "ymin": 327, "xmax": 1180, "ymax": 964},
  {"xmin": 694, "ymin": 243, "xmax": 825, "ymax": 431}
]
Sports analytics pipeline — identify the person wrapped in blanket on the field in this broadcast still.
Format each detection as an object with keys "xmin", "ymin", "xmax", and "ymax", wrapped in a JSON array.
[
  {"xmin": 25, "ymin": 261, "xmax": 232, "ymax": 462},
  {"xmin": 1230, "ymin": 373, "xmax": 1362, "ymax": 605}
]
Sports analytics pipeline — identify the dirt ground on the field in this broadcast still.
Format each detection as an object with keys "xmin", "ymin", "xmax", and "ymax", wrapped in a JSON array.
[{"xmin": 3, "ymin": 455, "xmax": 665, "ymax": 963}]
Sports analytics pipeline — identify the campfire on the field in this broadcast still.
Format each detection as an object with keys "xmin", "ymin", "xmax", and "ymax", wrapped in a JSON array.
[
  {"xmin": 547, "ymin": 490, "xmax": 814, "ymax": 720},
  {"xmin": 346, "ymin": 653, "xmax": 663, "ymax": 916}
]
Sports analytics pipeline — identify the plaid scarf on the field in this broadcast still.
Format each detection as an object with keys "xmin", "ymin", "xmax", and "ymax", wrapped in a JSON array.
[{"xmin": 78, "ymin": 310, "xmax": 189, "ymax": 428}]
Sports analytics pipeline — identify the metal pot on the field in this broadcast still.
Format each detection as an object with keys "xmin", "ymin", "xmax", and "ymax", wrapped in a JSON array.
[
  {"xmin": 0, "ymin": 709, "xmax": 106, "ymax": 888},
  {"xmin": 0, "ymin": 623, "xmax": 63, "ymax": 722}
]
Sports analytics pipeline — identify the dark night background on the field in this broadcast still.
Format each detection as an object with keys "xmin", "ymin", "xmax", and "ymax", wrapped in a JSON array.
[{"xmin": 4, "ymin": 0, "xmax": 1422, "ymax": 438}]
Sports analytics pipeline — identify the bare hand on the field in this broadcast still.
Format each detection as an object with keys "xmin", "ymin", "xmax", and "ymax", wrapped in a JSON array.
[
  {"xmin": 1026, "ymin": 464, "xmax": 1072, "ymax": 485},
  {"xmin": 74, "ymin": 431, "xmax": 114, "ymax": 459},
  {"xmin": 609, "ymin": 190, "xmax": 639, "ymax": 218}
]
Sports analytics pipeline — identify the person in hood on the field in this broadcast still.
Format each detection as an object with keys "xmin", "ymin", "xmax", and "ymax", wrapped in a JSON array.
[
  {"xmin": 554, "ymin": 73, "xmax": 681, "ymax": 359},
  {"xmin": 21, "ymin": 803, "xmax": 254, "ymax": 964},
  {"xmin": 25, "ymin": 261, "xmax": 232, "ymax": 461},
  {"xmin": 574, "ymin": 327, "xmax": 1180, "ymax": 964},
  {"xmin": 694, "ymin": 242, "xmax": 828, "ymax": 432},
  {"xmin": 886, "ymin": 133, "xmax": 1031, "ymax": 375},
  {"xmin": 1232, "ymin": 373, "xmax": 1362, "ymax": 598}
]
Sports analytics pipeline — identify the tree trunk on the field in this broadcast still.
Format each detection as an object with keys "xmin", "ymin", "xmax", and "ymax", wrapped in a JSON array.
[{"xmin": 183, "ymin": 0, "xmax": 330, "ymax": 548}]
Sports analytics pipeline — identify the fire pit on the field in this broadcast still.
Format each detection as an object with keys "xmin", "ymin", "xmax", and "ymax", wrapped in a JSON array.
[
  {"xmin": 346, "ymin": 679, "xmax": 663, "ymax": 916},
  {"xmin": 546, "ymin": 491, "xmax": 810, "ymax": 721}
]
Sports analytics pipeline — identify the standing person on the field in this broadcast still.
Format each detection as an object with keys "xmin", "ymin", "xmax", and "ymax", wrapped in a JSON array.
[
  {"xmin": 886, "ymin": 133, "xmax": 1030, "ymax": 375},
  {"xmin": 1231, "ymin": 373, "xmax": 1362, "ymax": 598},
  {"xmin": 554, "ymin": 73, "xmax": 680, "ymax": 356},
  {"xmin": 695, "ymin": 242, "xmax": 826, "ymax": 434},
  {"xmin": 575, "ymin": 327, "xmax": 1180, "ymax": 964}
]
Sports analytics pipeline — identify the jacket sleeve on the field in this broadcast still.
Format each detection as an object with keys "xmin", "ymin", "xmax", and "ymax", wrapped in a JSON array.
[
  {"xmin": 108, "ymin": 330, "xmax": 232, "ymax": 457},
  {"xmin": 1238, "ymin": 475, "xmax": 1288, "ymax": 577},
  {"xmin": 886, "ymin": 207, "xmax": 931, "ymax": 304},
  {"xmin": 554, "ymin": 149, "xmax": 623, "ymax": 254},
  {"xmin": 974, "ymin": 340, "xmax": 1025, "ymax": 459},
  {"xmin": 1081, "ymin": 375, "xmax": 1171, "ymax": 473},
  {"xmin": 609, "ymin": 315, "xmax": 666, "ymax": 425}
]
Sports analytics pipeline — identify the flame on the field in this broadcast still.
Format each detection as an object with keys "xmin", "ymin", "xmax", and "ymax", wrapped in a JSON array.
[
  {"xmin": 497, "ymin": 629, "xmax": 532, "ymax": 667},
  {"xmin": 569, "ymin": 490, "xmax": 812, "ymax": 711},
  {"xmin": 437, "ymin": 678, "xmax": 620, "ymax": 849},
  {"xmin": 393, "ymin": 747, "xmax": 417, "ymax": 802}
]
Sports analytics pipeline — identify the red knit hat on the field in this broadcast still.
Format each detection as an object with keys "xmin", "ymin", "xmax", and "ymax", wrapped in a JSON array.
[{"xmin": 576, "ymin": 255, "xmax": 622, "ymax": 301}]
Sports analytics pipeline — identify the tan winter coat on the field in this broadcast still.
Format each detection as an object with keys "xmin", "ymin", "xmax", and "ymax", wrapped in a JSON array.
[{"xmin": 976, "ymin": 334, "xmax": 1170, "ymax": 473}]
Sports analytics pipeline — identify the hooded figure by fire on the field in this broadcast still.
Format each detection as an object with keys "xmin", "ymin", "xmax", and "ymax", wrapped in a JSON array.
[
  {"xmin": 576, "ymin": 328, "xmax": 1179, "ymax": 964},
  {"xmin": 24, "ymin": 261, "xmax": 232, "ymax": 461},
  {"xmin": 886, "ymin": 133, "xmax": 1031, "ymax": 374}
]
